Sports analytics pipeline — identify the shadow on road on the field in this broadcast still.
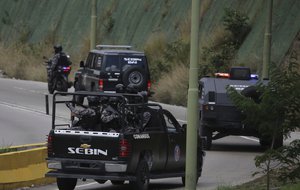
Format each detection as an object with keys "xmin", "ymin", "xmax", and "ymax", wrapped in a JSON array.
[{"xmin": 80, "ymin": 182, "xmax": 183, "ymax": 190}]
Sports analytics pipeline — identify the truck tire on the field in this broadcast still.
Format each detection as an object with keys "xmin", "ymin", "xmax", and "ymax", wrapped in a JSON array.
[
  {"xmin": 74, "ymin": 81, "xmax": 84, "ymax": 104},
  {"xmin": 111, "ymin": 180, "xmax": 125, "ymax": 185},
  {"xmin": 131, "ymin": 159, "xmax": 149, "ymax": 190},
  {"xmin": 57, "ymin": 178, "xmax": 77, "ymax": 190},
  {"xmin": 122, "ymin": 66, "xmax": 146, "ymax": 91}
]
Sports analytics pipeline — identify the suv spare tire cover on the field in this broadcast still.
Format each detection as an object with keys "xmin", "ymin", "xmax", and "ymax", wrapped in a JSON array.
[{"xmin": 122, "ymin": 66, "xmax": 146, "ymax": 90}]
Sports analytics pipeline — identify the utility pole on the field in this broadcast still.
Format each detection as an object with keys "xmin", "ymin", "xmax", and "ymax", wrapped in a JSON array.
[
  {"xmin": 185, "ymin": 0, "xmax": 200, "ymax": 189},
  {"xmin": 90, "ymin": 0, "xmax": 97, "ymax": 50},
  {"xmin": 262, "ymin": 0, "xmax": 273, "ymax": 79}
]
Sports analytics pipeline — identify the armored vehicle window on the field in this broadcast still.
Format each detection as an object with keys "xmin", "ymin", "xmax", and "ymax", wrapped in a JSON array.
[
  {"xmin": 199, "ymin": 84, "xmax": 204, "ymax": 99},
  {"xmin": 104, "ymin": 55, "xmax": 121, "ymax": 72}
]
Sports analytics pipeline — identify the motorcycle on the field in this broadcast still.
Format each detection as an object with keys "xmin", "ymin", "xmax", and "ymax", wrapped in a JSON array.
[{"xmin": 43, "ymin": 56, "xmax": 72, "ymax": 94}]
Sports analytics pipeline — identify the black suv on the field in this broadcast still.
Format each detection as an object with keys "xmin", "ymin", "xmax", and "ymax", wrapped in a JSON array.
[{"xmin": 74, "ymin": 45, "xmax": 151, "ymax": 95}]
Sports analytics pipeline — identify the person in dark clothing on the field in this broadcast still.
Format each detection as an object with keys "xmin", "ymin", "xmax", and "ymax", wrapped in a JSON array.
[{"xmin": 49, "ymin": 45, "xmax": 71, "ymax": 86}]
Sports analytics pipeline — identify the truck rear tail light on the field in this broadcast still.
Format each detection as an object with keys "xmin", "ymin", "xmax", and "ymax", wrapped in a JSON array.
[
  {"xmin": 47, "ymin": 134, "xmax": 54, "ymax": 156},
  {"xmin": 203, "ymin": 104, "xmax": 214, "ymax": 111},
  {"xmin": 98, "ymin": 79, "xmax": 104, "ymax": 91},
  {"xmin": 119, "ymin": 139, "xmax": 131, "ymax": 158}
]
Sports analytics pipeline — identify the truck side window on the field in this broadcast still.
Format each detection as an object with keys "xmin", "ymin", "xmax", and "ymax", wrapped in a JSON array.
[
  {"xmin": 163, "ymin": 110, "xmax": 181, "ymax": 133},
  {"xmin": 143, "ymin": 108, "xmax": 163, "ymax": 132}
]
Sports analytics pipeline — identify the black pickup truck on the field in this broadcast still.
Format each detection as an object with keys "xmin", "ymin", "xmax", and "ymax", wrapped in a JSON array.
[{"xmin": 46, "ymin": 92, "xmax": 204, "ymax": 190}]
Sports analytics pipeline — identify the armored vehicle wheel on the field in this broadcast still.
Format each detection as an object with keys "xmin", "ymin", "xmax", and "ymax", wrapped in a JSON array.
[
  {"xmin": 111, "ymin": 180, "xmax": 125, "ymax": 185},
  {"xmin": 259, "ymin": 135, "xmax": 283, "ymax": 149},
  {"xmin": 57, "ymin": 178, "xmax": 77, "ymax": 190},
  {"xmin": 130, "ymin": 159, "xmax": 149, "ymax": 190},
  {"xmin": 201, "ymin": 125, "xmax": 212, "ymax": 150}
]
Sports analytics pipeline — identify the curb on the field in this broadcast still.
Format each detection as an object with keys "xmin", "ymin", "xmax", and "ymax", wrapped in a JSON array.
[{"xmin": 0, "ymin": 143, "xmax": 55, "ymax": 190}]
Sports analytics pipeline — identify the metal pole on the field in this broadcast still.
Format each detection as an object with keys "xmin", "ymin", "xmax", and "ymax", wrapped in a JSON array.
[
  {"xmin": 262, "ymin": 0, "xmax": 273, "ymax": 79},
  {"xmin": 185, "ymin": 0, "xmax": 200, "ymax": 189},
  {"xmin": 45, "ymin": 94, "xmax": 49, "ymax": 115},
  {"xmin": 90, "ymin": 0, "xmax": 97, "ymax": 50}
]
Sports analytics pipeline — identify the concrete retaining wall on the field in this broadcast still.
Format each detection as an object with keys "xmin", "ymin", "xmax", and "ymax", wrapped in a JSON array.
[{"xmin": 0, "ymin": 143, "xmax": 55, "ymax": 190}]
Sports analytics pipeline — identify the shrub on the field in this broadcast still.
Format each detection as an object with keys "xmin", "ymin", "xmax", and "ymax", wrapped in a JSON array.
[{"xmin": 152, "ymin": 64, "xmax": 188, "ymax": 106}]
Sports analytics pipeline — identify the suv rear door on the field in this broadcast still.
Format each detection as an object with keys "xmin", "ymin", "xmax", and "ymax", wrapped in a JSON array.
[
  {"xmin": 101, "ymin": 55, "xmax": 121, "ymax": 92},
  {"xmin": 82, "ymin": 53, "xmax": 103, "ymax": 91}
]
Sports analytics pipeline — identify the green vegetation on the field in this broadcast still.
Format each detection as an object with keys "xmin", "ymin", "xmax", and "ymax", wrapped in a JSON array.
[
  {"xmin": 228, "ymin": 53, "xmax": 300, "ymax": 189},
  {"xmin": 201, "ymin": 8, "xmax": 250, "ymax": 75},
  {"xmin": 0, "ymin": 145, "xmax": 17, "ymax": 154}
]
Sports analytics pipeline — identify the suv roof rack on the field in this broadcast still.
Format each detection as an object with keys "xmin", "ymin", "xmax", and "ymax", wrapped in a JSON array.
[{"xmin": 96, "ymin": 45, "xmax": 132, "ymax": 50}]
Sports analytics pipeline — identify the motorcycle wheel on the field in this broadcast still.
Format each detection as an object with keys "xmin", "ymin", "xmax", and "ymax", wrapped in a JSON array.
[
  {"xmin": 57, "ymin": 79, "xmax": 68, "ymax": 92},
  {"xmin": 48, "ymin": 82, "xmax": 54, "ymax": 94}
]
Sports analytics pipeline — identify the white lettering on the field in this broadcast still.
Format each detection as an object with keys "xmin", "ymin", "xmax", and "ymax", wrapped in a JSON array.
[
  {"xmin": 68, "ymin": 147, "xmax": 76, "ymax": 154},
  {"xmin": 133, "ymin": 134, "xmax": 150, "ymax": 139},
  {"xmin": 67, "ymin": 147, "xmax": 108, "ymax": 156}
]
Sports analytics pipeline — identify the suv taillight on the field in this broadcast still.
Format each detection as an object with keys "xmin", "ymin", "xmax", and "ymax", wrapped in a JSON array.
[
  {"xmin": 119, "ymin": 139, "xmax": 131, "ymax": 158},
  {"xmin": 147, "ymin": 80, "xmax": 151, "ymax": 93},
  {"xmin": 47, "ymin": 134, "xmax": 54, "ymax": 157},
  {"xmin": 98, "ymin": 79, "xmax": 103, "ymax": 91}
]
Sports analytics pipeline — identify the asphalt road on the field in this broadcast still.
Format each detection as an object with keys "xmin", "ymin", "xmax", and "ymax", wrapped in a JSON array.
[{"xmin": 0, "ymin": 77, "xmax": 290, "ymax": 190}]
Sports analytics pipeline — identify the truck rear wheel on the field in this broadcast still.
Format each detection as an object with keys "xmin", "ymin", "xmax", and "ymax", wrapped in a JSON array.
[
  {"xmin": 57, "ymin": 178, "xmax": 77, "ymax": 190},
  {"xmin": 130, "ymin": 159, "xmax": 149, "ymax": 190}
]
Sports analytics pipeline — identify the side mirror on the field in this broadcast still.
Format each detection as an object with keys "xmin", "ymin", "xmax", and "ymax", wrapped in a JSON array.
[{"xmin": 80, "ymin": 61, "xmax": 84, "ymax": 68}]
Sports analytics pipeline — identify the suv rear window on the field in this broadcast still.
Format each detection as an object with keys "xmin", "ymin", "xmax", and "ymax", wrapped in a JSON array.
[
  {"xmin": 103, "ymin": 55, "xmax": 147, "ymax": 72},
  {"xmin": 120, "ymin": 55, "xmax": 146, "ymax": 67}
]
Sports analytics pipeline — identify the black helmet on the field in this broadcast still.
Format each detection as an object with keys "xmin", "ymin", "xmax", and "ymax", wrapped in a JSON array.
[
  {"xmin": 116, "ymin": 84, "xmax": 125, "ymax": 93},
  {"xmin": 87, "ymin": 96, "xmax": 100, "ymax": 106},
  {"xmin": 54, "ymin": 45, "xmax": 62, "ymax": 53}
]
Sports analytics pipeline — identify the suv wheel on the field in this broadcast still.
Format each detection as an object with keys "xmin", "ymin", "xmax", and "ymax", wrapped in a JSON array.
[
  {"xmin": 57, "ymin": 178, "xmax": 77, "ymax": 190},
  {"xmin": 122, "ymin": 67, "xmax": 146, "ymax": 90},
  {"xmin": 130, "ymin": 159, "xmax": 149, "ymax": 190}
]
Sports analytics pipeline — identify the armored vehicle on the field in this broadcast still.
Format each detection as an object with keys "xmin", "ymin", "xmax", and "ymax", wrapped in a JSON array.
[{"xmin": 199, "ymin": 67, "xmax": 283, "ymax": 150}]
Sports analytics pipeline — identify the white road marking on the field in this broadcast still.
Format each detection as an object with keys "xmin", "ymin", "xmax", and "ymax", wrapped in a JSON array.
[
  {"xmin": 0, "ymin": 101, "xmax": 49, "ymax": 117},
  {"xmin": 14, "ymin": 86, "xmax": 47, "ymax": 95},
  {"xmin": 75, "ymin": 182, "xmax": 98, "ymax": 189},
  {"xmin": 240, "ymin": 136, "xmax": 259, "ymax": 142}
]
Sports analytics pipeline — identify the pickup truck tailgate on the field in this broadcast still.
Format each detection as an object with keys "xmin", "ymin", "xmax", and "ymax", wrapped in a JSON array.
[{"xmin": 49, "ymin": 129, "xmax": 120, "ymax": 161}]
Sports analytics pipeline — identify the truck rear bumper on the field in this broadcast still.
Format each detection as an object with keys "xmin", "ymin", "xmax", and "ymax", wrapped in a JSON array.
[
  {"xmin": 47, "ymin": 158, "xmax": 127, "ymax": 173},
  {"xmin": 46, "ymin": 170, "xmax": 136, "ymax": 181}
]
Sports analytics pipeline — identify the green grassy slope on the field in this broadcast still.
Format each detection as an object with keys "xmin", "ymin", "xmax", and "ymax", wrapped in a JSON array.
[{"xmin": 0, "ymin": 0, "xmax": 299, "ymax": 67}]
